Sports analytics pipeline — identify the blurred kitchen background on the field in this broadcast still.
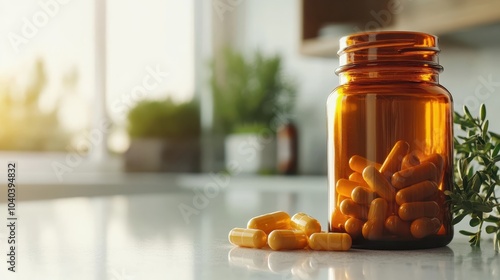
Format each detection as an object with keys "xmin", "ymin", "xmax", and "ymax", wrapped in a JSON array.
[{"xmin": 1, "ymin": 0, "xmax": 500, "ymax": 180}]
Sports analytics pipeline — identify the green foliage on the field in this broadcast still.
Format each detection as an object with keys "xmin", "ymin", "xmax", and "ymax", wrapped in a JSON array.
[
  {"xmin": 127, "ymin": 98, "xmax": 200, "ymax": 139},
  {"xmin": 210, "ymin": 48, "xmax": 296, "ymax": 134},
  {"xmin": 0, "ymin": 59, "xmax": 70, "ymax": 151},
  {"xmin": 450, "ymin": 104, "xmax": 500, "ymax": 250},
  {"xmin": 232, "ymin": 123, "xmax": 269, "ymax": 135}
]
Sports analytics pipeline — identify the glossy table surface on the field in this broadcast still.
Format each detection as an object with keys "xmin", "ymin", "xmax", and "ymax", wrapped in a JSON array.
[{"xmin": 0, "ymin": 174, "xmax": 498, "ymax": 280}]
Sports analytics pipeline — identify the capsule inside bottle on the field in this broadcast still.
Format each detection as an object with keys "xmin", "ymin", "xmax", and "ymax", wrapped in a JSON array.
[
  {"xmin": 410, "ymin": 217, "xmax": 441, "ymax": 239},
  {"xmin": 379, "ymin": 140, "xmax": 410, "ymax": 178},
  {"xmin": 398, "ymin": 201, "xmax": 440, "ymax": 221},
  {"xmin": 391, "ymin": 162, "xmax": 438, "ymax": 189},
  {"xmin": 349, "ymin": 155, "xmax": 381, "ymax": 173},
  {"xmin": 344, "ymin": 217, "xmax": 364, "ymax": 238},
  {"xmin": 362, "ymin": 166, "xmax": 395, "ymax": 202},
  {"xmin": 362, "ymin": 198, "xmax": 388, "ymax": 240}
]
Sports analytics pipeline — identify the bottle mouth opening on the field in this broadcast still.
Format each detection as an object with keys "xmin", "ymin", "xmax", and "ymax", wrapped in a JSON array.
[{"xmin": 336, "ymin": 31, "xmax": 442, "ymax": 74}]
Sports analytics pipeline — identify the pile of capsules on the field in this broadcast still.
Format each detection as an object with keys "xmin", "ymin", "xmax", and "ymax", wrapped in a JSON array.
[
  {"xmin": 228, "ymin": 211, "xmax": 351, "ymax": 251},
  {"xmin": 332, "ymin": 140, "xmax": 446, "ymax": 240}
]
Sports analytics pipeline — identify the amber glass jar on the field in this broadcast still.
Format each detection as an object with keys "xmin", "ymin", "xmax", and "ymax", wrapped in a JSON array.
[{"xmin": 327, "ymin": 31, "xmax": 453, "ymax": 249}]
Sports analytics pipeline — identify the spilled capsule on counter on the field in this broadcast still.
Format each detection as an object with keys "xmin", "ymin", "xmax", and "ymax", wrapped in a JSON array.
[
  {"xmin": 308, "ymin": 232, "xmax": 352, "ymax": 251},
  {"xmin": 268, "ymin": 230, "xmax": 308, "ymax": 251},
  {"xmin": 229, "ymin": 211, "xmax": 353, "ymax": 252},
  {"xmin": 291, "ymin": 212, "xmax": 322, "ymax": 236},
  {"xmin": 228, "ymin": 228, "xmax": 267, "ymax": 248},
  {"xmin": 247, "ymin": 211, "xmax": 291, "ymax": 234}
]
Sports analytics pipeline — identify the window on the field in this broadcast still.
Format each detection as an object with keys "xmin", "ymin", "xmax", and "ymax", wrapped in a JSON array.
[{"xmin": 0, "ymin": 0, "xmax": 197, "ymax": 175}]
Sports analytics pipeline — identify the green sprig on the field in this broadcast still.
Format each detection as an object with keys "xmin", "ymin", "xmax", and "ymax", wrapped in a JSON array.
[{"xmin": 450, "ymin": 104, "xmax": 500, "ymax": 250}]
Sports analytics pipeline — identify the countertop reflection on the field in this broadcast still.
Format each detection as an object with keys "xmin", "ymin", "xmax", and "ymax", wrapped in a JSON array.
[
  {"xmin": 0, "ymin": 175, "xmax": 497, "ymax": 279},
  {"xmin": 228, "ymin": 243, "xmax": 499, "ymax": 279}
]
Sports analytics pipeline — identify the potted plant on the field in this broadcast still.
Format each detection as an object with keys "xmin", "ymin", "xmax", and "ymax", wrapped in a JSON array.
[
  {"xmin": 125, "ymin": 98, "xmax": 201, "ymax": 172},
  {"xmin": 211, "ymin": 49, "xmax": 296, "ymax": 174}
]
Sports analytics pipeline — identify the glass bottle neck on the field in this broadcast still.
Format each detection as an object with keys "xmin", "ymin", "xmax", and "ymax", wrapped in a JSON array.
[
  {"xmin": 336, "ymin": 32, "xmax": 443, "ymax": 86},
  {"xmin": 338, "ymin": 66, "xmax": 440, "ymax": 85}
]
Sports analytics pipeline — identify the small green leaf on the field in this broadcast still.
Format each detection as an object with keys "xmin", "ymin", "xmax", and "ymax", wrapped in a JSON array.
[
  {"xmin": 464, "ymin": 106, "xmax": 474, "ymax": 122},
  {"xmin": 482, "ymin": 120, "xmax": 489, "ymax": 140},
  {"xmin": 484, "ymin": 215, "xmax": 500, "ymax": 223},
  {"xmin": 452, "ymin": 212, "xmax": 469, "ymax": 225},
  {"xmin": 493, "ymin": 155, "xmax": 500, "ymax": 163},
  {"xmin": 472, "ymin": 202, "xmax": 493, "ymax": 212},
  {"xmin": 471, "ymin": 173, "xmax": 483, "ymax": 193},
  {"xmin": 485, "ymin": 225, "xmax": 498, "ymax": 234},
  {"xmin": 480, "ymin": 104, "xmax": 486, "ymax": 122},
  {"xmin": 460, "ymin": 230, "xmax": 477, "ymax": 236},
  {"xmin": 490, "ymin": 131, "xmax": 500, "ymax": 140},
  {"xmin": 469, "ymin": 217, "xmax": 481, "ymax": 227},
  {"xmin": 484, "ymin": 142, "xmax": 492, "ymax": 152},
  {"xmin": 486, "ymin": 182, "xmax": 496, "ymax": 199},
  {"xmin": 493, "ymin": 143, "xmax": 500, "ymax": 157}
]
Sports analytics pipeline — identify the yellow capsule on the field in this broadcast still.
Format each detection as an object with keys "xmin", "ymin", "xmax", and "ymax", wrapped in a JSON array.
[
  {"xmin": 401, "ymin": 152, "xmax": 420, "ymax": 170},
  {"xmin": 395, "ymin": 181, "xmax": 438, "ymax": 205},
  {"xmin": 368, "ymin": 198, "xmax": 388, "ymax": 221},
  {"xmin": 351, "ymin": 186, "xmax": 377, "ymax": 205},
  {"xmin": 398, "ymin": 201, "xmax": 440, "ymax": 221},
  {"xmin": 340, "ymin": 199, "xmax": 368, "ymax": 220},
  {"xmin": 308, "ymin": 232, "xmax": 352, "ymax": 251},
  {"xmin": 336, "ymin": 179, "xmax": 360, "ymax": 198},
  {"xmin": 349, "ymin": 172, "xmax": 368, "ymax": 187},
  {"xmin": 268, "ymin": 230, "xmax": 308, "ymax": 250},
  {"xmin": 331, "ymin": 209, "xmax": 349, "ymax": 230},
  {"xmin": 291, "ymin": 212, "xmax": 321, "ymax": 236},
  {"xmin": 247, "ymin": 211, "xmax": 291, "ymax": 234},
  {"xmin": 391, "ymin": 162, "xmax": 438, "ymax": 189},
  {"xmin": 349, "ymin": 155, "xmax": 381, "ymax": 173},
  {"xmin": 362, "ymin": 166, "xmax": 395, "ymax": 202},
  {"xmin": 344, "ymin": 217, "xmax": 364, "ymax": 238},
  {"xmin": 410, "ymin": 217, "xmax": 441, "ymax": 238},
  {"xmin": 362, "ymin": 220, "xmax": 384, "ymax": 240},
  {"xmin": 385, "ymin": 215, "xmax": 411, "ymax": 237},
  {"xmin": 379, "ymin": 140, "xmax": 410, "ymax": 178},
  {"xmin": 362, "ymin": 198, "xmax": 388, "ymax": 240},
  {"xmin": 421, "ymin": 153, "xmax": 444, "ymax": 175},
  {"xmin": 228, "ymin": 228, "xmax": 267, "ymax": 248}
]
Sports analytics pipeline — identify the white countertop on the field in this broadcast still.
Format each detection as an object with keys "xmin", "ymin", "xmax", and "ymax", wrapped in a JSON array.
[{"xmin": 0, "ymin": 174, "xmax": 498, "ymax": 279}]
